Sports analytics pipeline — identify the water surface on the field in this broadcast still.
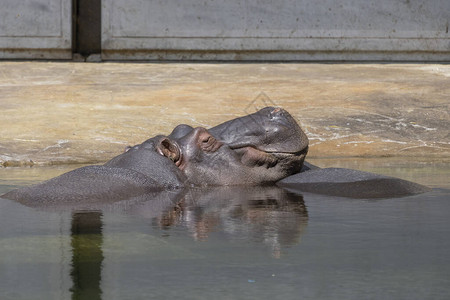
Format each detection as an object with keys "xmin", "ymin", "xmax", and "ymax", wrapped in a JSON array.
[{"xmin": 1, "ymin": 160, "xmax": 449, "ymax": 300}]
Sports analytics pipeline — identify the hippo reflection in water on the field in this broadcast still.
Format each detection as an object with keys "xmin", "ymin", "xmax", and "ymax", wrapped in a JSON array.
[{"xmin": 2, "ymin": 107, "xmax": 429, "ymax": 202}]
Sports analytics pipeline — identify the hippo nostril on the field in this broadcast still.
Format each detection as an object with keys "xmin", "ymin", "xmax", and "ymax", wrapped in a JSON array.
[{"xmin": 202, "ymin": 136, "xmax": 212, "ymax": 144}]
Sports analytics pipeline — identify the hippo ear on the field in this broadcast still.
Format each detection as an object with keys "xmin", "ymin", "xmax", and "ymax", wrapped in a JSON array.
[{"xmin": 156, "ymin": 138, "xmax": 182, "ymax": 166}]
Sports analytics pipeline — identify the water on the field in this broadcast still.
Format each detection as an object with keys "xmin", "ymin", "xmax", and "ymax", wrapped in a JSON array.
[{"xmin": 0, "ymin": 160, "xmax": 449, "ymax": 300}]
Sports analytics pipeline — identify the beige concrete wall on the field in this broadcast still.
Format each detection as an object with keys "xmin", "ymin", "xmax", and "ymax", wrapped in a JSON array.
[{"xmin": 0, "ymin": 62, "xmax": 448, "ymax": 166}]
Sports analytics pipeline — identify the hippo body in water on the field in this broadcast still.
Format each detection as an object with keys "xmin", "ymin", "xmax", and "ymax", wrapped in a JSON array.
[
  {"xmin": 1, "ymin": 107, "xmax": 429, "ymax": 203},
  {"xmin": 278, "ymin": 166, "xmax": 430, "ymax": 198},
  {"xmin": 2, "ymin": 107, "xmax": 309, "ymax": 203}
]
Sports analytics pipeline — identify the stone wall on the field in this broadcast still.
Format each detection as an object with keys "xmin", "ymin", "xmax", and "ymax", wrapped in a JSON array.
[
  {"xmin": 0, "ymin": 0, "xmax": 449, "ymax": 60},
  {"xmin": 0, "ymin": 0, "xmax": 72, "ymax": 59},
  {"xmin": 102, "ymin": 0, "xmax": 450, "ymax": 61}
]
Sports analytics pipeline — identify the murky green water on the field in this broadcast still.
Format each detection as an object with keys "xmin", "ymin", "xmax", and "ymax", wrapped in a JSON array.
[{"xmin": 1, "ymin": 159, "xmax": 449, "ymax": 300}]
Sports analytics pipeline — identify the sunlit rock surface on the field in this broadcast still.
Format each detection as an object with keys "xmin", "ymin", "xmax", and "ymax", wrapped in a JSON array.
[{"xmin": 0, "ymin": 62, "xmax": 449, "ymax": 166}]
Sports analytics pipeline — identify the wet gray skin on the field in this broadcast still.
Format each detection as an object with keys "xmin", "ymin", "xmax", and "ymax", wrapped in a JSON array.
[
  {"xmin": 105, "ymin": 135, "xmax": 187, "ymax": 188},
  {"xmin": 1, "ymin": 106, "xmax": 429, "ymax": 202},
  {"xmin": 1, "ymin": 107, "xmax": 308, "ymax": 202},
  {"xmin": 160, "ymin": 107, "xmax": 429, "ymax": 196},
  {"xmin": 116, "ymin": 107, "xmax": 308, "ymax": 187},
  {"xmin": 209, "ymin": 106, "xmax": 309, "ymax": 154},
  {"xmin": 277, "ymin": 168, "xmax": 431, "ymax": 199},
  {"xmin": 1, "ymin": 136, "xmax": 188, "ymax": 204},
  {"xmin": 159, "ymin": 107, "xmax": 309, "ymax": 186}
]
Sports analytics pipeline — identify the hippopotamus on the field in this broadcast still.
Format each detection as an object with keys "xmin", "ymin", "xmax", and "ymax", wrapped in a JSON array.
[
  {"xmin": 1, "ymin": 106, "xmax": 429, "ymax": 203},
  {"xmin": 1, "ymin": 107, "xmax": 309, "ymax": 203}
]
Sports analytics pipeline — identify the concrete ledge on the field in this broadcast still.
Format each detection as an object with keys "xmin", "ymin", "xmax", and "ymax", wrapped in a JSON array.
[
  {"xmin": 0, "ymin": 62, "xmax": 449, "ymax": 166},
  {"xmin": 101, "ymin": 49, "xmax": 450, "ymax": 62},
  {"xmin": 0, "ymin": 49, "xmax": 72, "ymax": 60}
]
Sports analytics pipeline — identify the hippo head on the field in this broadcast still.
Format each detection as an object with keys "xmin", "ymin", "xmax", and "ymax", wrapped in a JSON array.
[{"xmin": 156, "ymin": 107, "xmax": 309, "ymax": 186}]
